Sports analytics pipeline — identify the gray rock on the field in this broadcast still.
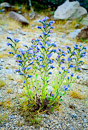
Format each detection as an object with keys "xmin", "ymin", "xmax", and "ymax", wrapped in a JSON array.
[
  {"xmin": 20, "ymin": 31, "xmax": 26, "ymax": 35},
  {"xmin": 70, "ymin": 6, "xmax": 87, "ymax": 19},
  {"xmin": 9, "ymin": 115, "xmax": 15, "ymax": 119},
  {"xmin": 71, "ymin": 113, "xmax": 78, "ymax": 119},
  {"xmin": 9, "ymin": 11, "xmax": 29, "ymax": 25},
  {"xmin": 0, "ymin": 2, "xmax": 10, "ymax": 8},
  {"xmin": 54, "ymin": 0, "xmax": 87, "ymax": 20},
  {"xmin": 8, "ymin": 30, "xmax": 14, "ymax": 34},
  {"xmin": 68, "ymin": 29, "xmax": 81, "ymax": 39},
  {"xmin": 81, "ymin": 65, "xmax": 88, "ymax": 70}
]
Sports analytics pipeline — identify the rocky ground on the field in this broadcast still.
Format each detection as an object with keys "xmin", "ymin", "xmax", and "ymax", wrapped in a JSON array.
[{"xmin": 0, "ymin": 13, "xmax": 88, "ymax": 130}]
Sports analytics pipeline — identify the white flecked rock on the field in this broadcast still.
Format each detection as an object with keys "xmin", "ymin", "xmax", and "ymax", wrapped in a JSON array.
[{"xmin": 54, "ymin": 0, "xmax": 87, "ymax": 20}]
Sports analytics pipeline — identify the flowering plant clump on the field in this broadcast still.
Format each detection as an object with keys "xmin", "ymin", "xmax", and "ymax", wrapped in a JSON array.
[
  {"xmin": 7, "ymin": 17, "xmax": 84, "ymax": 114},
  {"xmin": 66, "ymin": 44, "xmax": 86, "ymax": 71}
]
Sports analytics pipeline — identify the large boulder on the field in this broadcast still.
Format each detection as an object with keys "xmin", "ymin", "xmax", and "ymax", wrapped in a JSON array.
[
  {"xmin": 54, "ymin": 0, "xmax": 87, "ymax": 20},
  {"xmin": 9, "ymin": 11, "xmax": 29, "ymax": 25}
]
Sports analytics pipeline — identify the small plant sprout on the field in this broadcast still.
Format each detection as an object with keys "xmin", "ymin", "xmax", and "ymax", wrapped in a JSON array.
[{"xmin": 7, "ymin": 17, "xmax": 83, "ymax": 120}]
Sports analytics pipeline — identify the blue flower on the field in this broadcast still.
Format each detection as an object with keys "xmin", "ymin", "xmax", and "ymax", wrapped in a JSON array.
[
  {"xmin": 82, "ymin": 46, "xmax": 86, "ymax": 50},
  {"xmin": 72, "ymin": 52, "xmax": 76, "ymax": 55},
  {"xmin": 80, "ymin": 61, "xmax": 83, "ymax": 63},
  {"xmin": 46, "ymin": 42, "xmax": 51, "ymax": 46},
  {"xmin": 67, "ymin": 77, "xmax": 69, "ymax": 80},
  {"xmin": 7, "ymin": 37, "xmax": 12, "ymax": 40},
  {"xmin": 57, "ymin": 55, "xmax": 60, "ymax": 58},
  {"xmin": 62, "ymin": 50, "xmax": 65, "ymax": 53},
  {"xmin": 68, "ymin": 58, "xmax": 72, "ymax": 62},
  {"xmin": 43, "ymin": 25, "xmax": 46, "ymax": 28},
  {"xmin": 66, "ymin": 46, "xmax": 71, "ymax": 50},
  {"xmin": 50, "ymin": 65, "xmax": 55, "ymax": 69},
  {"xmin": 79, "ymin": 44, "xmax": 82, "ymax": 47},
  {"xmin": 28, "ymin": 75, "xmax": 32, "ymax": 78},
  {"xmin": 15, "ymin": 54, "xmax": 21, "ymax": 58},
  {"xmin": 79, "ymin": 49, "xmax": 81, "ymax": 52},
  {"xmin": 37, "ymin": 26, "xmax": 41, "ymax": 29},
  {"xmin": 52, "ymin": 94, "xmax": 54, "ymax": 97},
  {"xmin": 61, "ymin": 58, "xmax": 65, "ymax": 61},
  {"xmin": 78, "ymin": 68, "xmax": 81, "ymax": 71},
  {"xmin": 75, "ymin": 44, "xmax": 78, "ymax": 47},
  {"xmin": 7, "ymin": 43, "xmax": 12, "ymax": 46},
  {"xmin": 19, "ymin": 72, "xmax": 24, "ymax": 75},
  {"xmin": 48, "ymin": 72, "xmax": 52, "ymax": 74},
  {"xmin": 40, "ymin": 65, "xmax": 45, "ymax": 68},
  {"xmin": 67, "ymin": 50, "xmax": 70, "ymax": 53},
  {"xmin": 49, "ymin": 21, "xmax": 55, "ymax": 26},
  {"xmin": 77, "ymin": 76, "xmax": 80, "ymax": 79},
  {"xmin": 41, "ymin": 45, "xmax": 45, "ymax": 49},
  {"xmin": 71, "ymin": 73, "xmax": 74, "ymax": 77},
  {"xmin": 49, "ymin": 59, "xmax": 54, "ymax": 64},
  {"xmin": 22, "ymin": 67, "xmax": 26, "ymax": 70},
  {"xmin": 16, "ymin": 60, "xmax": 22, "ymax": 63},
  {"xmin": 15, "ymin": 69, "xmax": 20, "ymax": 72},
  {"xmin": 43, "ymin": 32, "xmax": 47, "ymax": 36},
  {"xmin": 63, "ymin": 85, "xmax": 68, "ymax": 91},
  {"xmin": 74, "ymin": 47, "xmax": 78, "ymax": 50},
  {"xmin": 52, "ymin": 43, "xmax": 57, "ymax": 47},
  {"xmin": 67, "ymin": 70, "xmax": 70, "ymax": 73},
  {"xmin": 58, "ymin": 48, "xmax": 61, "ymax": 51},
  {"xmin": 8, "ymin": 52, "xmax": 14, "ymax": 55},
  {"xmin": 62, "ymin": 53, "xmax": 66, "ymax": 56},
  {"xmin": 61, "ymin": 66, "xmax": 65, "ymax": 70},
  {"xmin": 68, "ymin": 85, "xmax": 70, "ymax": 88},
  {"xmin": 59, "ymin": 71, "xmax": 61, "ymax": 74},
  {"xmin": 83, "ymin": 52, "xmax": 86, "ymax": 55},
  {"xmin": 23, "ymin": 81, "xmax": 26, "ymax": 83},
  {"xmin": 50, "ymin": 26, "xmax": 54, "ymax": 29},
  {"xmin": 69, "ymin": 65, "xmax": 73, "ymax": 68},
  {"xmin": 14, "ymin": 38, "xmax": 20, "ymax": 43},
  {"xmin": 47, "ymin": 53, "xmax": 52, "ymax": 58},
  {"xmin": 27, "ymin": 67, "xmax": 31, "ymax": 70}
]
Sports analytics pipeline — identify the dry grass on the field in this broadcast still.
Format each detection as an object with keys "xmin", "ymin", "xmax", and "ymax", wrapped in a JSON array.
[
  {"xmin": 69, "ymin": 89, "xmax": 87, "ymax": 99},
  {"xmin": 0, "ymin": 79, "xmax": 6, "ymax": 88},
  {"xmin": 2, "ymin": 99, "xmax": 12, "ymax": 108},
  {"xmin": 8, "ymin": 74, "xmax": 14, "ymax": 80},
  {"xmin": 7, "ymin": 88, "xmax": 13, "ymax": 93},
  {"xmin": 0, "ymin": 52, "xmax": 10, "ymax": 58}
]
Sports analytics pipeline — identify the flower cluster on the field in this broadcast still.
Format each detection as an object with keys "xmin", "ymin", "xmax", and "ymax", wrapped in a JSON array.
[
  {"xmin": 7, "ymin": 17, "xmax": 84, "ymax": 113},
  {"xmin": 7, "ymin": 37, "xmax": 20, "ymax": 55},
  {"xmin": 66, "ymin": 44, "xmax": 86, "ymax": 71}
]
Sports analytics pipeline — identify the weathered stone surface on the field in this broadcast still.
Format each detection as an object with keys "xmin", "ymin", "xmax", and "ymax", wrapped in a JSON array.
[
  {"xmin": 9, "ymin": 11, "xmax": 29, "ymax": 25},
  {"xmin": 54, "ymin": 0, "xmax": 87, "ymax": 20},
  {"xmin": 70, "ymin": 7, "xmax": 87, "ymax": 19}
]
